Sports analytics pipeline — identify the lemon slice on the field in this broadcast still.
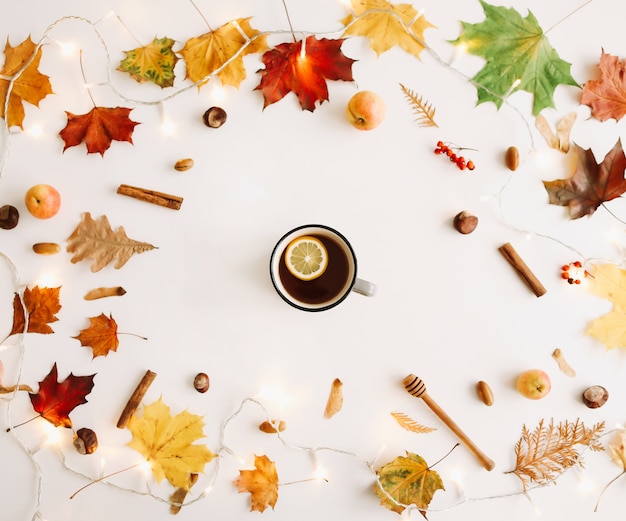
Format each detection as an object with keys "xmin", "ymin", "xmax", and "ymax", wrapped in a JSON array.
[{"xmin": 284, "ymin": 236, "xmax": 328, "ymax": 281}]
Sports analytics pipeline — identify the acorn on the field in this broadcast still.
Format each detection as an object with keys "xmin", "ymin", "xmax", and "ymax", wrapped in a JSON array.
[
  {"xmin": 193, "ymin": 372, "xmax": 210, "ymax": 393},
  {"xmin": 582, "ymin": 385, "xmax": 608, "ymax": 409},
  {"xmin": 73, "ymin": 427, "xmax": 98, "ymax": 455},
  {"xmin": 202, "ymin": 107, "xmax": 227, "ymax": 128}
]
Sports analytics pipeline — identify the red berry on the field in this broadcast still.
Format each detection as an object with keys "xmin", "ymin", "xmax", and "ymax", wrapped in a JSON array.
[
  {"xmin": 445, "ymin": 148, "xmax": 452, "ymax": 156},
  {"xmin": 435, "ymin": 148, "xmax": 443, "ymax": 154},
  {"xmin": 436, "ymin": 141, "xmax": 444, "ymax": 148},
  {"xmin": 467, "ymin": 160, "xmax": 475, "ymax": 170},
  {"xmin": 574, "ymin": 261, "xmax": 582, "ymax": 268},
  {"xmin": 575, "ymin": 279, "xmax": 581, "ymax": 284},
  {"xmin": 561, "ymin": 272, "xmax": 570, "ymax": 279},
  {"xmin": 561, "ymin": 265, "xmax": 569, "ymax": 271}
]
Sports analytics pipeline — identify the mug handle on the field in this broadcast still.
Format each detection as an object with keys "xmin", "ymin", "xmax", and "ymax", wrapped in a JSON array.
[{"xmin": 352, "ymin": 278, "xmax": 376, "ymax": 297}]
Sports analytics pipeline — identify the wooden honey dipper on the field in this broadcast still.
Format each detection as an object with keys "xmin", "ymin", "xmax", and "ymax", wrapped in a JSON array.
[{"xmin": 403, "ymin": 374, "xmax": 495, "ymax": 471}]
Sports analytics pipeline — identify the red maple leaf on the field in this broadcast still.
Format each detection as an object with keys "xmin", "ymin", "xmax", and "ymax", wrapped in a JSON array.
[
  {"xmin": 29, "ymin": 363, "xmax": 96, "ymax": 428},
  {"xmin": 59, "ymin": 106, "xmax": 140, "ymax": 156},
  {"xmin": 543, "ymin": 139, "xmax": 626, "ymax": 219},
  {"xmin": 581, "ymin": 50, "xmax": 626, "ymax": 122},
  {"xmin": 255, "ymin": 36, "xmax": 356, "ymax": 111}
]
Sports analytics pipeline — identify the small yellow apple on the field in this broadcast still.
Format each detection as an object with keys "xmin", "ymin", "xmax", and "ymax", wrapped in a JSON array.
[
  {"xmin": 346, "ymin": 90, "xmax": 386, "ymax": 130},
  {"xmin": 516, "ymin": 369, "xmax": 551, "ymax": 400},
  {"xmin": 25, "ymin": 184, "xmax": 61, "ymax": 219}
]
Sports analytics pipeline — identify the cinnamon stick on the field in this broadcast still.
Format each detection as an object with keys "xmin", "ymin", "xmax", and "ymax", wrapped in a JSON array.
[
  {"xmin": 116, "ymin": 369, "xmax": 157, "ymax": 428},
  {"xmin": 498, "ymin": 242, "xmax": 547, "ymax": 297},
  {"xmin": 117, "ymin": 184, "xmax": 183, "ymax": 210}
]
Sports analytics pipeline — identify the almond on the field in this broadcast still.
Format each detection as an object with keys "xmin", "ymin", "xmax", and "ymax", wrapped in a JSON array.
[
  {"xmin": 476, "ymin": 380, "xmax": 494, "ymax": 406},
  {"xmin": 505, "ymin": 146, "xmax": 519, "ymax": 171},
  {"xmin": 174, "ymin": 158, "xmax": 194, "ymax": 171},
  {"xmin": 32, "ymin": 242, "xmax": 60, "ymax": 255}
]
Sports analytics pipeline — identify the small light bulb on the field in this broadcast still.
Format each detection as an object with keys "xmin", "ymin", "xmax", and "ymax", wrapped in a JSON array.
[
  {"xmin": 36, "ymin": 272, "xmax": 60, "ymax": 288},
  {"xmin": 26, "ymin": 124, "xmax": 44, "ymax": 138},
  {"xmin": 57, "ymin": 41, "xmax": 77, "ymax": 58},
  {"xmin": 161, "ymin": 118, "xmax": 177, "ymax": 136},
  {"xmin": 43, "ymin": 422, "xmax": 60, "ymax": 445},
  {"xmin": 313, "ymin": 465, "xmax": 328, "ymax": 481}
]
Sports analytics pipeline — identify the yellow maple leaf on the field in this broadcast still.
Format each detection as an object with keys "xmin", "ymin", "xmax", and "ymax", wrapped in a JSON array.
[
  {"xmin": 341, "ymin": 0, "xmax": 435, "ymax": 58},
  {"xmin": 586, "ymin": 263, "xmax": 626, "ymax": 349},
  {"xmin": 0, "ymin": 36, "xmax": 53, "ymax": 128},
  {"xmin": 234, "ymin": 454, "xmax": 279, "ymax": 512},
  {"xmin": 127, "ymin": 397, "xmax": 216, "ymax": 490},
  {"xmin": 179, "ymin": 18, "xmax": 268, "ymax": 88},
  {"xmin": 118, "ymin": 36, "xmax": 179, "ymax": 88}
]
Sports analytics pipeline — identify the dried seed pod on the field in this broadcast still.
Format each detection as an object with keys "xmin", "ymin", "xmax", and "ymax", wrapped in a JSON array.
[
  {"xmin": 552, "ymin": 348, "xmax": 576, "ymax": 377},
  {"xmin": 259, "ymin": 420, "xmax": 286, "ymax": 434},
  {"xmin": 174, "ymin": 158, "xmax": 194, "ymax": 171},
  {"xmin": 453, "ymin": 211, "xmax": 478, "ymax": 234},
  {"xmin": 505, "ymin": 146, "xmax": 520, "ymax": 171},
  {"xmin": 476, "ymin": 380, "xmax": 494, "ymax": 406},
  {"xmin": 193, "ymin": 372, "xmax": 210, "ymax": 393},
  {"xmin": 32, "ymin": 242, "xmax": 60, "ymax": 255},
  {"xmin": 203, "ymin": 106, "xmax": 227, "ymax": 128},
  {"xmin": 324, "ymin": 378, "xmax": 344, "ymax": 419},
  {"xmin": 0, "ymin": 205, "xmax": 19, "ymax": 230},
  {"xmin": 582, "ymin": 385, "xmax": 608, "ymax": 409},
  {"xmin": 73, "ymin": 427, "xmax": 98, "ymax": 454}
]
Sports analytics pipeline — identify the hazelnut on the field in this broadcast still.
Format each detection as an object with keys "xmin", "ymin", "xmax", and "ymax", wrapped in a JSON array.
[
  {"xmin": 193, "ymin": 372, "xmax": 210, "ymax": 393},
  {"xmin": 582, "ymin": 385, "xmax": 608, "ymax": 409},
  {"xmin": 0, "ymin": 205, "xmax": 19, "ymax": 230},
  {"xmin": 73, "ymin": 427, "xmax": 98, "ymax": 455},
  {"xmin": 453, "ymin": 211, "xmax": 478, "ymax": 234},
  {"xmin": 202, "ymin": 107, "xmax": 227, "ymax": 128},
  {"xmin": 174, "ymin": 158, "xmax": 194, "ymax": 171}
]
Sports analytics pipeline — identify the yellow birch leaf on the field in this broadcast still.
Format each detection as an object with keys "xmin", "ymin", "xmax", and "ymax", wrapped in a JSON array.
[
  {"xmin": 0, "ymin": 36, "xmax": 53, "ymax": 128},
  {"xmin": 118, "ymin": 36, "xmax": 178, "ymax": 88},
  {"xmin": 586, "ymin": 263, "xmax": 626, "ymax": 349},
  {"xmin": 127, "ymin": 397, "xmax": 216, "ymax": 490},
  {"xmin": 341, "ymin": 0, "xmax": 435, "ymax": 58},
  {"xmin": 179, "ymin": 18, "xmax": 268, "ymax": 88}
]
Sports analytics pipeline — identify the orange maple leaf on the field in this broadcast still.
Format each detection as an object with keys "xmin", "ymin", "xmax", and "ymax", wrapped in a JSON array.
[
  {"xmin": 234, "ymin": 454, "xmax": 279, "ymax": 512},
  {"xmin": 581, "ymin": 50, "xmax": 626, "ymax": 122},
  {"xmin": 10, "ymin": 286, "xmax": 61, "ymax": 336},
  {"xmin": 0, "ymin": 36, "xmax": 53, "ymax": 128},
  {"xmin": 73, "ymin": 313, "xmax": 119, "ymax": 358},
  {"xmin": 255, "ymin": 36, "xmax": 356, "ymax": 111},
  {"xmin": 59, "ymin": 106, "xmax": 140, "ymax": 156},
  {"xmin": 28, "ymin": 363, "xmax": 95, "ymax": 428}
]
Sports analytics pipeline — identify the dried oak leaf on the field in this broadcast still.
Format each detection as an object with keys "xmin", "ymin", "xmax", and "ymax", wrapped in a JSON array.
[
  {"xmin": 450, "ymin": 0, "xmax": 578, "ymax": 115},
  {"xmin": 118, "ymin": 36, "xmax": 178, "ymax": 88},
  {"xmin": 0, "ymin": 36, "xmax": 53, "ymax": 128},
  {"xmin": 234, "ymin": 454, "xmax": 279, "ymax": 513},
  {"xmin": 255, "ymin": 36, "xmax": 356, "ymax": 111},
  {"xmin": 73, "ymin": 313, "xmax": 119, "ymax": 358},
  {"xmin": 59, "ymin": 106, "xmax": 140, "ymax": 156},
  {"xmin": 10, "ymin": 286, "xmax": 61, "ymax": 336},
  {"xmin": 543, "ymin": 139, "xmax": 626, "ymax": 219},
  {"xmin": 179, "ymin": 18, "xmax": 268, "ymax": 89},
  {"xmin": 66, "ymin": 212, "xmax": 156, "ymax": 272},
  {"xmin": 581, "ymin": 50, "xmax": 626, "ymax": 122},
  {"xmin": 341, "ymin": 0, "xmax": 435, "ymax": 59},
  {"xmin": 127, "ymin": 397, "xmax": 215, "ymax": 490},
  {"xmin": 586, "ymin": 263, "xmax": 626, "ymax": 349},
  {"xmin": 29, "ymin": 362, "xmax": 96, "ymax": 429},
  {"xmin": 375, "ymin": 451, "xmax": 444, "ymax": 515},
  {"xmin": 506, "ymin": 418, "xmax": 604, "ymax": 491}
]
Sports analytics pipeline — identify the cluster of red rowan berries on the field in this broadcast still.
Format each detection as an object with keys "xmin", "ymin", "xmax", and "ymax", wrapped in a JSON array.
[
  {"xmin": 434, "ymin": 141, "xmax": 475, "ymax": 171},
  {"xmin": 561, "ymin": 261, "xmax": 588, "ymax": 285}
]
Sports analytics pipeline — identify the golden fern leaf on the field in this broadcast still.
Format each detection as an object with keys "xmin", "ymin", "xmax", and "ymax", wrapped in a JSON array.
[
  {"xmin": 399, "ymin": 83, "xmax": 438, "ymax": 128},
  {"xmin": 507, "ymin": 418, "xmax": 605, "ymax": 491},
  {"xmin": 391, "ymin": 412, "xmax": 436, "ymax": 434}
]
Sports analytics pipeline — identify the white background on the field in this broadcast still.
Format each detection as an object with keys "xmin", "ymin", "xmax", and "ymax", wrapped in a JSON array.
[{"xmin": 1, "ymin": 1, "xmax": 626, "ymax": 520}]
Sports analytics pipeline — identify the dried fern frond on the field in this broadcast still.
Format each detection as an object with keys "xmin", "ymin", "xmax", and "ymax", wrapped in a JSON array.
[
  {"xmin": 391, "ymin": 412, "xmax": 436, "ymax": 434},
  {"xmin": 507, "ymin": 418, "xmax": 605, "ymax": 491},
  {"xmin": 399, "ymin": 83, "xmax": 438, "ymax": 128}
]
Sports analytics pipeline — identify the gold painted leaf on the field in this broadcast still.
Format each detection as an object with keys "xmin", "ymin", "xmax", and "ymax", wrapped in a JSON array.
[
  {"xmin": 179, "ymin": 18, "xmax": 268, "ymax": 88},
  {"xmin": 127, "ymin": 398, "xmax": 216, "ymax": 490},
  {"xmin": 118, "ymin": 36, "xmax": 179, "ymax": 88},
  {"xmin": 66, "ymin": 212, "xmax": 156, "ymax": 272}
]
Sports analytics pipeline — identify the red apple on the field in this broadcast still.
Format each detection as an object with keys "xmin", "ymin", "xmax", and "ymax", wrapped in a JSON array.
[
  {"xmin": 346, "ymin": 90, "xmax": 386, "ymax": 130},
  {"xmin": 516, "ymin": 369, "xmax": 551, "ymax": 400},
  {"xmin": 25, "ymin": 184, "xmax": 61, "ymax": 219}
]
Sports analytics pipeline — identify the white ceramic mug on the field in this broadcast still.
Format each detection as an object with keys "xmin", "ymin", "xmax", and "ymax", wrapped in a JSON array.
[{"xmin": 269, "ymin": 224, "xmax": 376, "ymax": 311}]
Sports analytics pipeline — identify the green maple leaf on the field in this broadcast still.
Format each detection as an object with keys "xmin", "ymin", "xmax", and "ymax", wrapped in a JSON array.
[
  {"xmin": 374, "ymin": 451, "xmax": 444, "ymax": 514},
  {"xmin": 118, "ymin": 37, "xmax": 178, "ymax": 88},
  {"xmin": 451, "ymin": 0, "xmax": 578, "ymax": 115}
]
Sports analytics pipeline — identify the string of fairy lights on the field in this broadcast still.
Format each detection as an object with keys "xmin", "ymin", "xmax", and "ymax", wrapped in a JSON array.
[{"xmin": 1, "ymin": 0, "xmax": 625, "ymax": 519}]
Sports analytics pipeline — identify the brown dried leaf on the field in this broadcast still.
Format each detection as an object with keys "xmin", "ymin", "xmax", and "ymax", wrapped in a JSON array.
[
  {"xmin": 66, "ymin": 212, "xmax": 156, "ymax": 272},
  {"xmin": 73, "ymin": 313, "xmax": 119, "ymax": 358},
  {"xmin": 324, "ymin": 378, "xmax": 343, "ymax": 419},
  {"xmin": 507, "ymin": 418, "xmax": 605, "ymax": 491},
  {"xmin": 10, "ymin": 286, "xmax": 61, "ymax": 335},
  {"xmin": 399, "ymin": 83, "xmax": 438, "ymax": 128},
  {"xmin": 391, "ymin": 412, "xmax": 436, "ymax": 434}
]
